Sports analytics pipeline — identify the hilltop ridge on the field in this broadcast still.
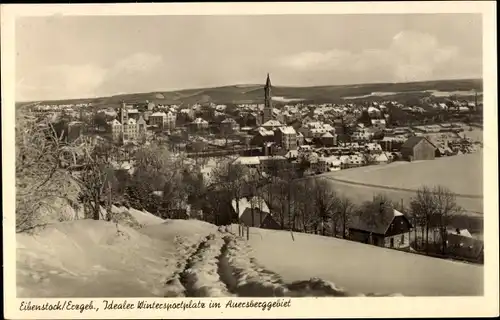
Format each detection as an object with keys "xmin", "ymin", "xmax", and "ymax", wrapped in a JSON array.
[{"xmin": 17, "ymin": 78, "xmax": 482, "ymax": 108}]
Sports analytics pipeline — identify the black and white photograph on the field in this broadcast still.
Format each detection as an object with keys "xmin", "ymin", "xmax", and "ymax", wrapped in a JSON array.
[{"xmin": 3, "ymin": 2, "xmax": 499, "ymax": 319}]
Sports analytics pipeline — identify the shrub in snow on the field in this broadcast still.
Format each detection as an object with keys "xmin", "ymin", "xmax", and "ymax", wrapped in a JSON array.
[
  {"xmin": 109, "ymin": 206, "xmax": 143, "ymax": 229},
  {"xmin": 365, "ymin": 292, "xmax": 404, "ymax": 297},
  {"xmin": 287, "ymin": 277, "xmax": 348, "ymax": 297}
]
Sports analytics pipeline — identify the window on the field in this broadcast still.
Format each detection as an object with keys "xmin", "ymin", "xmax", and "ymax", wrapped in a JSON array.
[{"xmin": 401, "ymin": 234, "xmax": 405, "ymax": 243}]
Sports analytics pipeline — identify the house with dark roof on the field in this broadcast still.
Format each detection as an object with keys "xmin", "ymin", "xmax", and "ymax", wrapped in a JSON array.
[
  {"xmin": 231, "ymin": 197, "xmax": 280, "ymax": 229},
  {"xmin": 349, "ymin": 205, "xmax": 413, "ymax": 249},
  {"xmin": 401, "ymin": 136, "xmax": 437, "ymax": 161}
]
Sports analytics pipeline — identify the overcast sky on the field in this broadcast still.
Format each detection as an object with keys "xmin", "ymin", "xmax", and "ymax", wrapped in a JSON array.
[{"xmin": 16, "ymin": 14, "xmax": 482, "ymax": 101}]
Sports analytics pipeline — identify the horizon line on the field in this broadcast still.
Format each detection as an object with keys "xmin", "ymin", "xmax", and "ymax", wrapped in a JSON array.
[{"xmin": 16, "ymin": 76, "xmax": 483, "ymax": 104}]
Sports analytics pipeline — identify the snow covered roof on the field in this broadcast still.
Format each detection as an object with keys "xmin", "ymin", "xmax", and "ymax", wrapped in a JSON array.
[
  {"xmin": 231, "ymin": 197, "xmax": 270, "ymax": 217},
  {"xmin": 374, "ymin": 153, "xmax": 389, "ymax": 162},
  {"xmin": 393, "ymin": 209, "xmax": 404, "ymax": 217},
  {"xmin": 262, "ymin": 120, "xmax": 283, "ymax": 127},
  {"xmin": 321, "ymin": 156, "xmax": 342, "ymax": 165},
  {"xmin": 350, "ymin": 207, "xmax": 410, "ymax": 235},
  {"xmin": 371, "ymin": 119, "xmax": 386, "ymax": 124},
  {"xmin": 193, "ymin": 118, "xmax": 208, "ymax": 124},
  {"xmin": 322, "ymin": 132, "xmax": 334, "ymax": 138},
  {"xmin": 257, "ymin": 127, "xmax": 275, "ymax": 136},
  {"xmin": 151, "ymin": 112, "xmax": 167, "ymax": 117},
  {"xmin": 233, "ymin": 156, "xmax": 261, "ymax": 166},
  {"xmin": 278, "ymin": 126, "xmax": 296, "ymax": 135},
  {"xmin": 448, "ymin": 228, "xmax": 473, "ymax": 238}
]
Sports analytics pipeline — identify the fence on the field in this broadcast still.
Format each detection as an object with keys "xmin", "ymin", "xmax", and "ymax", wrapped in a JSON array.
[{"xmin": 238, "ymin": 224, "xmax": 250, "ymax": 240}]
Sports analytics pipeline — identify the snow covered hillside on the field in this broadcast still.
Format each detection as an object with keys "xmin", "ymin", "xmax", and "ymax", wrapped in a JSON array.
[
  {"xmin": 243, "ymin": 226, "xmax": 483, "ymax": 296},
  {"xmin": 17, "ymin": 212, "xmax": 482, "ymax": 298}
]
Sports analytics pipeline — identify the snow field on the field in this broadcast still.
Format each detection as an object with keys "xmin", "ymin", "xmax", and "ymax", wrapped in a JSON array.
[{"xmin": 223, "ymin": 235, "xmax": 290, "ymax": 297}]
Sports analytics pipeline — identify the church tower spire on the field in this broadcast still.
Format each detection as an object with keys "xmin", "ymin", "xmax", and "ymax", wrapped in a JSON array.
[{"xmin": 263, "ymin": 73, "xmax": 273, "ymax": 123}]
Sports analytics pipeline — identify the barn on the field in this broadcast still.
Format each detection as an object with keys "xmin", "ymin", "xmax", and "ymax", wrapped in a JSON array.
[
  {"xmin": 349, "ymin": 206, "xmax": 413, "ymax": 249},
  {"xmin": 401, "ymin": 136, "xmax": 437, "ymax": 161}
]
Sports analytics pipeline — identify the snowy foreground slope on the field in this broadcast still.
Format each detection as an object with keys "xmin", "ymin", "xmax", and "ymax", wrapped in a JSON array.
[
  {"xmin": 242, "ymin": 226, "xmax": 483, "ymax": 296},
  {"xmin": 17, "ymin": 213, "xmax": 482, "ymax": 298}
]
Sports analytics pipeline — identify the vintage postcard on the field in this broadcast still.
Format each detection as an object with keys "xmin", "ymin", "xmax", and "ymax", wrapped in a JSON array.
[{"xmin": 2, "ymin": 2, "xmax": 499, "ymax": 319}]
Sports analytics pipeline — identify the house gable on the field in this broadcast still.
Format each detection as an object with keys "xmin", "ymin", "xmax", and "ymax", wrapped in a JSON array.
[{"xmin": 384, "ymin": 215, "xmax": 412, "ymax": 237}]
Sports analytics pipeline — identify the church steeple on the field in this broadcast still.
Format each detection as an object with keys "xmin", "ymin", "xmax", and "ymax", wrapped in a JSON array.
[
  {"xmin": 266, "ymin": 73, "xmax": 271, "ymax": 87},
  {"xmin": 263, "ymin": 73, "xmax": 273, "ymax": 123}
]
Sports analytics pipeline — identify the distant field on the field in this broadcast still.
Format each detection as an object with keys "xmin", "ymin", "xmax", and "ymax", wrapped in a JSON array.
[
  {"xmin": 18, "ymin": 78, "xmax": 482, "ymax": 106},
  {"xmin": 319, "ymin": 152, "xmax": 483, "ymax": 214}
]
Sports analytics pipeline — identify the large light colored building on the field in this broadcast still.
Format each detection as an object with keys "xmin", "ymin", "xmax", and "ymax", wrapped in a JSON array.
[
  {"xmin": 111, "ymin": 119, "xmax": 122, "ymax": 141},
  {"xmin": 111, "ymin": 104, "xmax": 148, "ymax": 144},
  {"xmin": 149, "ymin": 111, "xmax": 166, "ymax": 128},
  {"xmin": 274, "ymin": 126, "xmax": 298, "ymax": 150},
  {"xmin": 123, "ymin": 118, "xmax": 138, "ymax": 142},
  {"xmin": 165, "ymin": 111, "xmax": 177, "ymax": 130}
]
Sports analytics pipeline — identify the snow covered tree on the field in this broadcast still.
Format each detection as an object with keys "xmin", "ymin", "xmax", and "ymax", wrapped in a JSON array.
[{"xmin": 15, "ymin": 112, "xmax": 80, "ymax": 232}]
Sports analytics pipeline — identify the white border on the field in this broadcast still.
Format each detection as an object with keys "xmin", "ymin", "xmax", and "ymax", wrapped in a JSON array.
[{"xmin": 2, "ymin": 2, "xmax": 498, "ymax": 319}]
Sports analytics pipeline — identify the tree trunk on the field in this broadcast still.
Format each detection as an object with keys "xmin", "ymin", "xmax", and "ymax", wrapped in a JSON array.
[
  {"xmin": 236, "ymin": 198, "xmax": 240, "ymax": 226},
  {"xmin": 251, "ymin": 206, "xmax": 255, "ymax": 228},
  {"xmin": 93, "ymin": 194, "xmax": 100, "ymax": 220},
  {"xmin": 425, "ymin": 224, "xmax": 429, "ymax": 254},
  {"xmin": 106, "ymin": 182, "xmax": 112, "ymax": 221},
  {"xmin": 287, "ymin": 185, "xmax": 292, "ymax": 232},
  {"xmin": 280, "ymin": 202, "xmax": 285, "ymax": 230},
  {"xmin": 342, "ymin": 212, "xmax": 346, "ymax": 239}
]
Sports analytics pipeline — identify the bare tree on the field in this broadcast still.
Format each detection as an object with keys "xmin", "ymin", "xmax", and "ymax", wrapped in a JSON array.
[
  {"xmin": 310, "ymin": 179, "xmax": 340, "ymax": 236},
  {"xmin": 410, "ymin": 185, "xmax": 461, "ymax": 254},
  {"xmin": 432, "ymin": 186, "xmax": 462, "ymax": 254},
  {"xmin": 71, "ymin": 148, "xmax": 115, "ymax": 221},
  {"xmin": 211, "ymin": 161, "xmax": 247, "ymax": 225},
  {"xmin": 410, "ymin": 186, "xmax": 437, "ymax": 253},
  {"xmin": 338, "ymin": 195, "xmax": 356, "ymax": 239},
  {"xmin": 292, "ymin": 179, "xmax": 318, "ymax": 234}
]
